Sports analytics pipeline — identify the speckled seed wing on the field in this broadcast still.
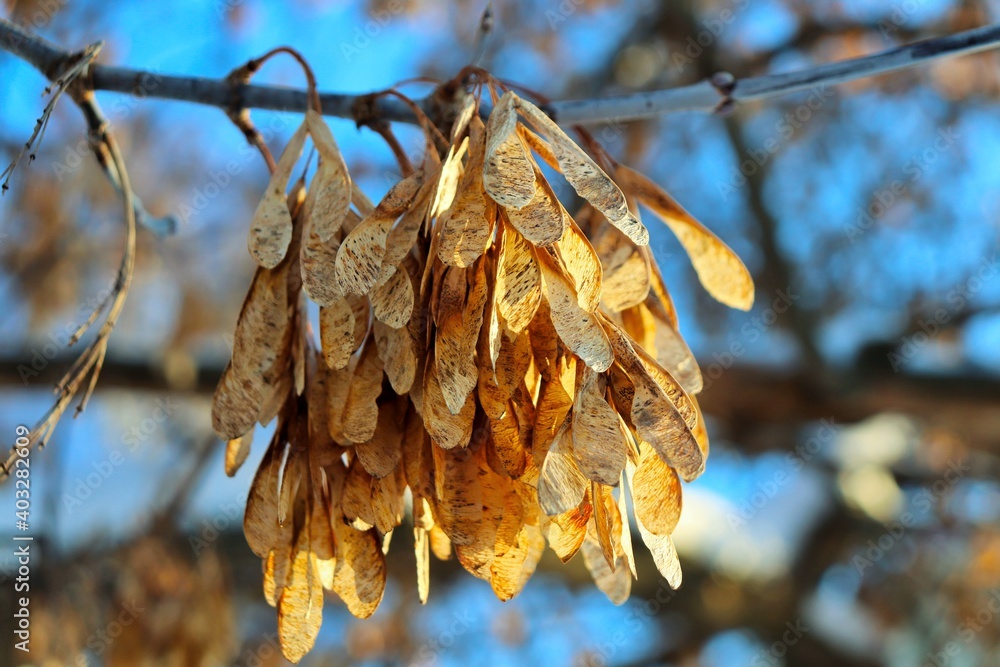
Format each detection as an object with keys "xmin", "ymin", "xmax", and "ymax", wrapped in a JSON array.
[
  {"xmin": 630, "ymin": 441, "xmax": 682, "ymax": 535},
  {"xmin": 335, "ymin": 173, "xmax": 421, "ymax": 295},
  {"xmin": 602, "ymin": 315, "xmax": 704, "ymax": 482},
  {"xmin": 503, "ymin": 168, "xmax": 566, "ymax": 246},
  {"xmin": 483, "ymin": 91, "xmax": 536, "ymax": 209},
  {"xmin": 304, "ymin": 111, "xmax": 351, "ymax": 239},
  {"xmin": 618, "ymin": 164, "xmax": 754, "ymax": 311},
  {"xmin": 556, "ymin": 217, "xmax": 603, "ymax": 312},
  {"xmin": 331, "ymin": 521, "xmax": 387, "ymax": 618},
  {"xmin": 438, "ymin": 117, "xmax": 495, "ymax": 267},
  {"xmin": 572, "ymin": 368, "xmax": 627, "ymax": 485},
  {"xmin": 538, "ymin": 426, "xmax": 589, "ymax": 515},
  {"xmin": 537, "ymin": 250, "xmax": 613, "ymax": 372},
  {"xmin": 495, "ymin": 220, "xmax": 542, "ymax": 334},
  {"xmin": 248, "ymin": 119, "xmax": 308, "ymax": 268},
  {"xmin": 277, "ymin": 532, "xmax": 323, "ymax": 663},
  {"xmin": 513, "ymin": 94, "xmax": 649, "ymax": 246}
]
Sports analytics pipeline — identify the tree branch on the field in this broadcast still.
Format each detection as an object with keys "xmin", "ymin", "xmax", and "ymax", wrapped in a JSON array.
[
  {"xmin": 2, "ymin": 18, "xmax": 1000, "ymax": 125},
  {"xmin": 6, "ymin": 353, "xmax": 1000, "ymax": 458}
]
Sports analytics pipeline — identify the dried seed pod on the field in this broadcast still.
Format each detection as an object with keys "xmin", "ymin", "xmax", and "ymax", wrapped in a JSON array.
[
  {"xmin": 210, "ymin": 73, "xmax": 754, "ymax": 662},
  {"xmin": 249, "ymin": 120, "xmax": 308, "ymax": 268}
]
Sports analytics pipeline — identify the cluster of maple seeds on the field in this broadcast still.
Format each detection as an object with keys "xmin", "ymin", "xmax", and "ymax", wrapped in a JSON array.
[{"xmin": 211, "ymin": 85, "xmax": 753, "ymax": 662}]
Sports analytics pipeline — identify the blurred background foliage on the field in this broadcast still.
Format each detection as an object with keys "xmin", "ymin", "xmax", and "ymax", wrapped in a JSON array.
[{"xmin": 2, "ymin": 0, "xmax": 1000, "ymax": 665}]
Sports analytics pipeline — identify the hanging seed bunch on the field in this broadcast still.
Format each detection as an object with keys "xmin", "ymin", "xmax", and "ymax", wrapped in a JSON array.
[{"xmin": 212, "ymin": 78, "xmax": 754, "ymax": 662}]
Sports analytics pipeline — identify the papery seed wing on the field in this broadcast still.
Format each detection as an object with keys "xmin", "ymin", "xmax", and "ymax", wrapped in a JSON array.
[
  {"xmin": 370, "ymin": 466, "xmax": 405, "ymax": 534},
  {"xmin": 415, "ymin": 525, "xmax": 431, "ymax": 603},
  {"xmin": 483, "ymin": 92, "xmax": 536, "ymax": 208},
  {"xmin": 422, "ymin": 358, "xmax": 475, "ymax": 449},
  {"xmin": 490, "ymin": 490, "xmax": 536, "ymax": 600},
  {"xmin": 438, "ymin": 118, "xmax": 495, "ymax": 267},
  {"xmin": 336, "ymin": 173, "xmax": 421, "ymax": 295},
  {"xmin": 232, "ymin": 264, "xmax": 291, "ymax": 380},
  {"xmin": 370, "ymin": 263, "xmax": 414, "ymax": 328},
  {"xmin": 531, "ymin": 355, "xmax": 575, "ymax": 456},
  {"xmin": 602, "ymin": 315, "xmax": 704, "ymax": 481},
  {"xmin": 433, "ymin": 445, "xmax": 482, "ymax": 546},
  {"xmin": 572, "ymin": 368, "xmax": 627, "ymax": 485},
  {"xmin": 212, "ymin": 362, "xmax": 263, "ymax": 440},
  {"xmin": 495, "ymin": 220, "xmax": 541, "ymax": 334},
  {"xmin": 556, "ymin": 217, "xmax": 603, "ymax": 312},
  {"xmin": 373, "ymin": 319, "xmax": 417, "ymax": 394},
  {"xmin": 430, "ymin": 136, "xmax": 468, "ymax": 220},
  {"xmin": 331, "ymin": 522, "xmax": 387, "ymax": 618},
  {"xmin": 649, "ymin": 309, "xmax": 703, "ymax": 395},
  {"xmin": 601, "ymin": 247, "xmax": 650, "ymax": 313},
  {"xmin": 225, "ymin": 431, "xmax": 253, "ymax": 477},
  {"xmin": 538, "ymin": 251, "xmax": 613, "ymax": 372},
  {"xmin": 455, "ymin": 461, "xmax": 506, "ymax": 580},
  {"xmin": 355, "ymin": 398, "xmax": 405, "ymax": 479},
  {"xmin": 244, "ymin": 442, "xmax": 284, "ymax": 558},
  {"xmin": 300, "ymin": 228, "xmax": 343, "ymax": 307},
  {"xmin": 342, "ymin": 340, "xmax": 384, "ymax": 444},
  {"xmin": 478, "ymin": 327, "xmax": 532, "ymax": 420},
  {"xmin": 616, "ymin": 474, "xmax": 638, "ymax": 579},
  {"xmin": 580, "ymin": 532, "xmax": 631, "ymax": 605},
  {"xmin": 249, "ymin": 120, "xmax": 308, "ymax": 267},
  {"xmin": 304, "ymin": 110, "xmax": 351, "ymax": 242},
  {"xmin": 630, "ymin": 441, "xmax": 682, "ymax": 535},
  {"xmin": 342, "ymin": 460, "xmax": 376, "ymax": 530},
  {"xmin": 320, "ymin": 298, "xmax": 356, "ymax": 370},
  {"xmin": 504, "ymin": 170, "xmax": 565, "ymax": 246},
  {"xmin": 542, "ymin": 496, "xmax": 591, "ymax": 562},
  {"xmin": 538, "ymin": 426, "xmax": 588, "ymax": 515},
  {"xmin": 619, "ymin": 165, "xmax": 754, "ymax": 310},
  {"xmin": 277, "ymin": 535, "xmax": 323, "ymax": 663},
  {"xmin": 514, "ymin": 95, "xmax": 648, "ymax": 246}
]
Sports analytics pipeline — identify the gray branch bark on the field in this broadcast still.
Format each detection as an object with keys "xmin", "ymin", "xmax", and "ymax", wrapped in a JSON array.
[{"xmin": 2, "ymin": 18, "xmax": 1000, "ymax": 125}]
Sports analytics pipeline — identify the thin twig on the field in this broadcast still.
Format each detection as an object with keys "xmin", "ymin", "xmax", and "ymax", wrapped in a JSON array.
[
  {"xmin": 470, "ymin": 2, "xmax": 494, "ymax": 67},
  {"xmin": 2, "ymin": 18, "xmax": 1000, "ymax": 126},
  {"xmin": 0, "ymin": 75, "xmax": 138, "ymax": 481}
]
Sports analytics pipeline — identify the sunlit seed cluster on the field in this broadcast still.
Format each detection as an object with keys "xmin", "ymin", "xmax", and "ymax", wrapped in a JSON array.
[{"xmin": 212, "ymin": 85, "xmax": 754, "ymax": 663}]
